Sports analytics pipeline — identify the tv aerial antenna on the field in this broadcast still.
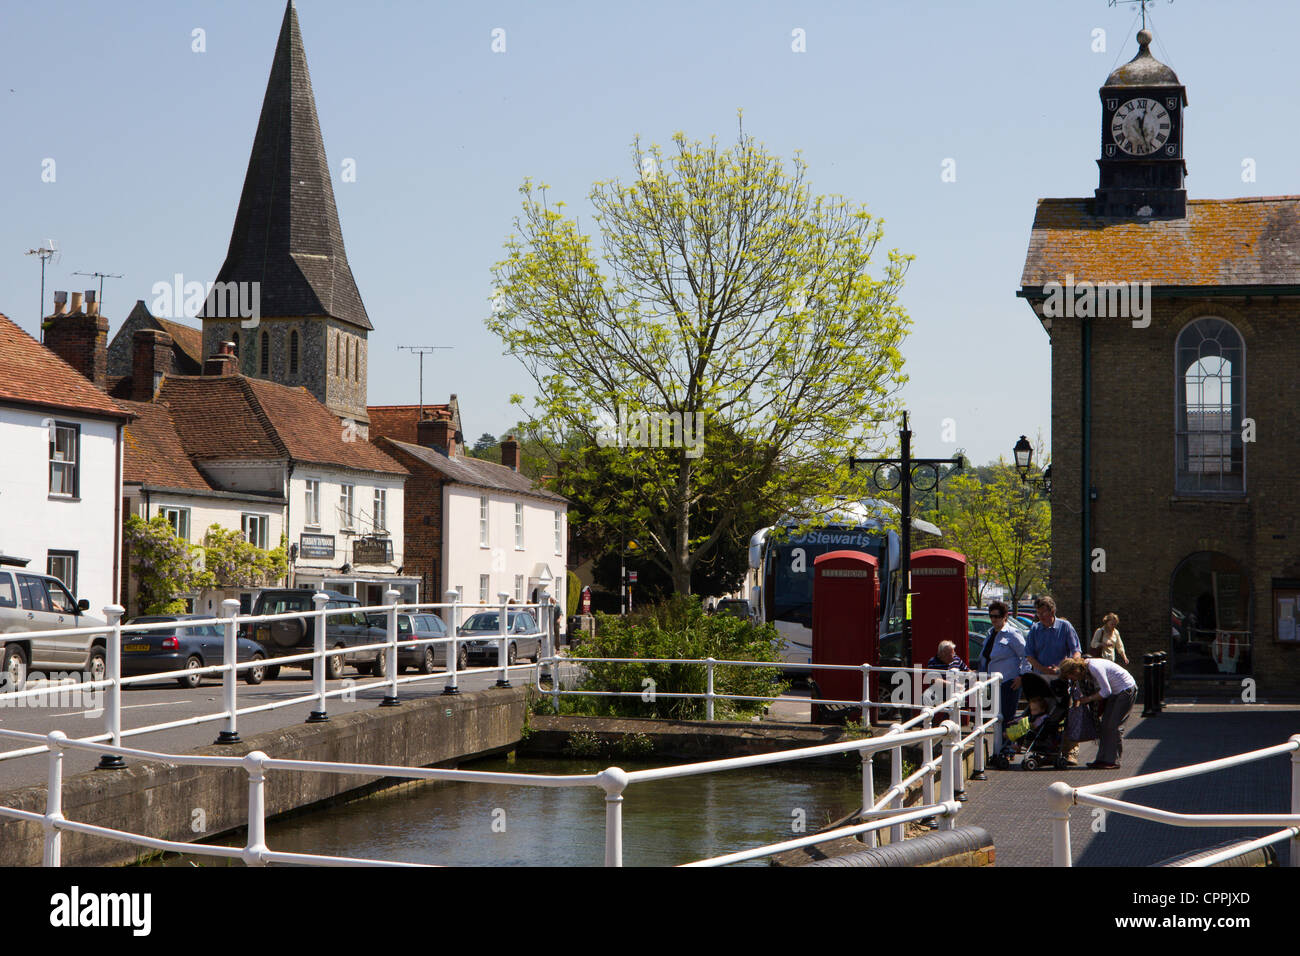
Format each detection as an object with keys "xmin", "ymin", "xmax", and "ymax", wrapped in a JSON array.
[
  {"xmin": 397, "ymin": 345, "xmax": 453, "ymax": 418},
  {"xmin": 24, "ymin": 240, "xmax": 59, "ymax": 341},
  {"xmin": 72, "ymin": 270, "xmax": 124, "ymax": 315}
]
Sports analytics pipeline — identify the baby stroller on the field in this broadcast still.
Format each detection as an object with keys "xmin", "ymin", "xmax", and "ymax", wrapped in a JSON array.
[{"xmin": 1003, "ymin": 672, "xmax": 1073, "ymax": 771}]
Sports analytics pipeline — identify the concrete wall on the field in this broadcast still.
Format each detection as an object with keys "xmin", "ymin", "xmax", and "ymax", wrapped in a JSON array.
[{"xmin": 0, "ymin": 686, "xmax": 529, "ymax": 866}]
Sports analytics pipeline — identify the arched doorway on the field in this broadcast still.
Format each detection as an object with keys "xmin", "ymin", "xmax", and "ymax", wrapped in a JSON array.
[{"xmin": 1170, "ymin": 551, "xmax": 1252, "ymax": 677}]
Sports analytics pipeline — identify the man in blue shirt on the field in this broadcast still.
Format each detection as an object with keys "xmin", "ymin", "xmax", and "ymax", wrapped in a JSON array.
[
  {"xmin": 1024, "ymin": 594, "xmax": 1083, "ymax": 763},
  {"xmin": 977, "ymin": 600, "xmax": 1029, "ymax": 761}
]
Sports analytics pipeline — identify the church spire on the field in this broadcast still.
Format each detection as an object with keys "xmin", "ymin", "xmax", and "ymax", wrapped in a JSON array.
[{"xmin": 205, "ymin": 0, "xmax": 371, "ymax": 330}]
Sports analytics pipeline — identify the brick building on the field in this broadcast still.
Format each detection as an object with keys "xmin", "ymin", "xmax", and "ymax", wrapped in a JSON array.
[{"xmin": 1018, "ymin": 29, "xmax": 1300, "ymax": 695}]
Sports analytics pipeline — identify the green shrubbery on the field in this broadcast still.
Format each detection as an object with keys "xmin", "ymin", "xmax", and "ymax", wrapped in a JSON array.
[{"xmin": 562, "ymin": 595, "xmax": 786, "ymax": 720}]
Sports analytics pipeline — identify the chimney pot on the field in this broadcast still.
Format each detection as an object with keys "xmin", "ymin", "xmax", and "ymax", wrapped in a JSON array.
[
  {"xmin": 501, "ymin": 435, "xmax": 521, "ymax": 472},
  {"xmin": 69, "ymin": 291, "xmax": 84, "ymax": 313},
  {"xmin": 53, "ymin": 291, "xmax": 68, "ymax": 315}
]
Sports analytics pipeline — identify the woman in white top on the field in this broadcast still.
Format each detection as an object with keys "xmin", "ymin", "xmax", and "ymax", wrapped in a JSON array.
[
  {"xmin": 1059, "ymin": 656, "xmax": 1138, "ymax": 769},
  {"xmin": 1090, "ymin": 612, "xmax": 1129, "ymax": 665}
]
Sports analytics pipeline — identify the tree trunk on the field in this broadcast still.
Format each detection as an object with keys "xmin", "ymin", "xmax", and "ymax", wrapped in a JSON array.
[{"xmin": 672, "ymin": 455, "xmax": 693, "ymax": 595}]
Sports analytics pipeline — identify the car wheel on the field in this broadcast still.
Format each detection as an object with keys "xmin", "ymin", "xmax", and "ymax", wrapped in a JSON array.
[
  {"xmin": 85, "ymin": 646, "xmax": 107, "ymax": 684},
  {"xmin": 457, "ymin": 646, "xmax": 468, "ymax": 671},
  {"xmin": 507, "ymin": 642, "xmax": 517, "ymax": 667},
  {"xmin": 419, "ymin": 646, "xmax": 437, "ymax": 675},
  {"xmin": 179, "ymin": 655, "xmax": 203, "ymax": 690},
  {"xmin": 245, "ymin": 654, "xmax": 266, "ymax": 685},
  {"xmin": 263, "ymin": 664, "xmax": 281, "ymax": 682},
  {"xmin": 325, "ymin": 647, "xmax": 346, "ymax": 681},
  {"xmin": 3, "ymin": 644, "xmax": 28, "ymax": 693},
  {"xmin": 373, "ymin": 650, "xmax": 388, "ymax": 679}
]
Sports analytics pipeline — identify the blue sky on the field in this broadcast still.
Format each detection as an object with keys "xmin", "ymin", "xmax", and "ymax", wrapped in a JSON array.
[{"xmin": 2, "ymin": 0, "xmax": 1294, "ymax": 465}]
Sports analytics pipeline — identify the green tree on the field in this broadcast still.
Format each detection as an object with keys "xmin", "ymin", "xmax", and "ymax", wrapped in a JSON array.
[
  {"xmin": 490, "ymin": 124, "xmax": 911, "ymax": 594},
  {"xmin": 123, "ymin": 515, "xmax": 212, "ymax": 615}
]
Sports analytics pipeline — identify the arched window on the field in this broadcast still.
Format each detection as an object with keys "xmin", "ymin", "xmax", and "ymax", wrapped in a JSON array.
[
  {"xmin": 290, "ymin": 331, "xmax": 299, "ymax": 374},
  {"xmin": 346, "ymin": 338, "xmax": 352, "ymax": 381},
  {"xmin": 1176, "ymin": 318, "xmax": 1243, "ymax": 493},
  {"xmin": 354, "ymin": 341, "xmax": 360, "ymax": 381},
  {"xmin": 333, "ymin": 333, "xmax": 339, "ymax": 377},
  {"xmin": 1170, "ymin": 551, "xmax": 1252, "ymax": 677},
  {"xmin": 260, "ymin": 331, "xmax": 270, "ymax": 375}
]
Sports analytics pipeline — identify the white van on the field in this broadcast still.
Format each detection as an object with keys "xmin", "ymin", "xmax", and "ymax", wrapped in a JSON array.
[{"xmin": 0, "ymin": 564, "xmax": 108, "ymax": 690}]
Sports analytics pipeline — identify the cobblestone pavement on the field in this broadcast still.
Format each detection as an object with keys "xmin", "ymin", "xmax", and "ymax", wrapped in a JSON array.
[{"xmin": 954, "ymin": 704, "xmax": 1300, "ymax": 866}]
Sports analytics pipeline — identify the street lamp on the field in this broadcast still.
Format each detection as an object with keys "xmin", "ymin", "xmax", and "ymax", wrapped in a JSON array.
[{"xmin": 1013, "ymin": 435, "xmax": 1051, "ymax": 496}]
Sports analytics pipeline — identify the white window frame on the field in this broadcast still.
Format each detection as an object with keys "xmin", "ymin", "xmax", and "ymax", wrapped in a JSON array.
[
  {"xmin": 47, "ymin": 551, "xmax": 77, "ymax": 596},
  {"xmin": 479, "ymin": 495, "xmax": 489, "ymax": 547},
  {"xmin": 514, "ymin": 502, "xmax": 524, "ymax": 550},
  {"xmin": 554, "ymin": 511, "xmax": 563, "ymax": 555},
  {"xmin": 242, "ymin": 513, "xmax": 269, "ymax": 549},
  {"xmin": 340, "ymin": 484, "xmax": 355, "ymax": 531},
  {"xmin": 514, "ymin": 574, "xmax": 524, "ymax": 602},
  {"xmin": 373, "ymin": 488, "xmax": 387, "ymax": 533},
  {"xmin": 161, "ymin": 506, "xmax": 191, "ymax": 542},
  {"xmin": 479, "ymin": 574, "xmax": 490, "ymax": 605},
  {"xmin": 49, "ymin": 422, "xmax": 79, "ymax": 497},
  {"xmin": 304, "ymin": 479, "xmax": 321, "ymax": 528}
]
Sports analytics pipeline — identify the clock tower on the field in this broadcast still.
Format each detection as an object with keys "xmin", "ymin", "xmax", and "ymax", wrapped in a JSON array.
[{"xmin": 1095, "ymin": 29, "xmax": 1188, "ymax": 219}]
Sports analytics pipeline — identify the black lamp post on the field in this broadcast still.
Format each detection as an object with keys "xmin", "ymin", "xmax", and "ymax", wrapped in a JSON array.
[{"xmin": 1013, "ymin": 435, "xmax": 1051, "ymax": 496}]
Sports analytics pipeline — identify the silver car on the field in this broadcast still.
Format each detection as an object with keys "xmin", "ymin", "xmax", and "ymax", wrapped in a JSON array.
[
  {"xmin": 459, "ymin": 610, "xmax": 543, "ymax": 666},
  {"xmin": 0, "ymin": 564, "xmax": 108, "ymax": 690}
]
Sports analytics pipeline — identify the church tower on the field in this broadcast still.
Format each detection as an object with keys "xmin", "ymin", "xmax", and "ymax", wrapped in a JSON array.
[
  {"xmin": 201, "ymin": 1, "xmax": 372, "ymax": 433},
  {"xmin": 1094, "ymin": 29, "xmax": 1188, "ymax": 218}
]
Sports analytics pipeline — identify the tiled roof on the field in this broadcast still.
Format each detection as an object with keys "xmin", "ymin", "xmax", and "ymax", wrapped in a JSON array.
[
  {"xmin": 155, "ymin": 318, "xmax": 204, "ymax": 369},
  {"xmin": 1020, "ymin": 197, "xmax": 1300, "ymax": 290},
  {"xmin": 119, "ymin": 400, "xmax": 216, "ymax": 491},
  {"xmin": 380, "ymin": 437, "xmax": 564, "ymax": 503},
  {"xmin": 158, "ymin": 375, "xmax": 406, "ymax": 475},
  {"xmin": 367, "ymin": 403, "xmax": 458, "ymax": 444},
  {"xmin": 200, "ymin": 2, "xmax": 370, "ymax": 330},
  {"xmin": 0, "ymin": 313, "xmax": 131, "ymax": 419}
]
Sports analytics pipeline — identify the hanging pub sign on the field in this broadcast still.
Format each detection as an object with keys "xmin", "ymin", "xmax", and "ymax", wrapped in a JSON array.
[
  {"xmin": 353, "ymin": 536, "xmax": 393, "ymax": 565},
  {"xmin": 299, "ymin": 534, "xmax": 335, "ymax": 560}
]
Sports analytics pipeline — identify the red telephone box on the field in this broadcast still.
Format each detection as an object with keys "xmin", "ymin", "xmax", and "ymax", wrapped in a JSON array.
[
  {"xmin": 909, "ymin": 549, "xmax": 969, "ymax": 667},
  {"xmin": 811, "ymin": 551, "xmax": 878, "ymax": 723}
]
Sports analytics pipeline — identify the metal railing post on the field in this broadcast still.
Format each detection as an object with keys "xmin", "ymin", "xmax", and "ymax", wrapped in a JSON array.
[
  {"xmin": 971, "ymin": 675, "xmax": 987, "ymax": 780},
  {"xmin": 241, "ymin": 751, "xmax": 269, "ymax": 867},
  {"xmin": 889, "ymin": 725, "xmax": 904, "ymax": 844},
  {"xmin": 1048, "ymin": 781, "xmax": 1074, "ymax": 866},
  {"xmin": 948, "ymin": 682, "xmax": 965, "ymax": 801},
  {"xmin": 307, "ymin": 592, "xmax": 330, "ymax": 722},
  {"xmin": 705, "ymin": 657, "xmax": 716, "ymax": 720},
  {"xmin": 381, "ymin": 589, "xmax": 401, "ymax": 707},
  {"xmin": 860, "ymin": 663, "xmax": 870, "ymax": 726},
  {"xmin": 95, "ymin": 605, "xmax": 126, "ymax": 770},
  {"xmin": 596, "ymin": 767, "xmax": 629, "ymax": 867},
  {"xmin": 43, "ymin": 730, "xmax": 66, "ymax": 867},
  {"xmin": 538, "ymin": 587, "xmax": 553, "ymax": 685},
  {"xmin": 496, "ymin": 592, "xmax": 512, "ymax": 688},
  {"xmin": 938, "ymin": 720, "xmax": 959, "ymax": 830},
  {"xmin": 860, "ymin": 747, "xmax": 877, "ymax": 848},
  {"xmin": 990, "ymin": 674, "xmax": 1005, "ymax": 758},
  {"xmin": 921, "ymin": 710, "xmax": 935, "ymax": 808},
  {"xmin": 1290, "ymin": 735, "xmax": 1300, "ymax": 868},
  {"xmin": 442, "ymin": 589, "xmax": 460, "ymax": 696},
  {"xmin": 216, "ymin": 599, "xmax": 242, "ymax": 743}
]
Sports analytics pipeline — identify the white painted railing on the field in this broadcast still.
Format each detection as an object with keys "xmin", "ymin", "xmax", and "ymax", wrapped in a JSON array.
[
  {"xmin": 0, "ymin": 675, "xmax": 990, "ymax": 867},
  {"xmin": 1047, "ymin": 735, "xmax": 1300, "ymax": 867},
  {"xmin": 0, "ymin": 588, "xmax": 560, "ymax": 766}
]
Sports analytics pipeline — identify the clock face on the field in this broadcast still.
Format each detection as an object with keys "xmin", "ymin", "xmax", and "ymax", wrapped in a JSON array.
[{"xmin": 1111, "ymin": 97, "xmax": 1172, "ymax": 156}]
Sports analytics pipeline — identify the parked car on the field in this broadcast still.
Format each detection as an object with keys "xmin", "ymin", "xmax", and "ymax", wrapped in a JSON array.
[
  {"xmin": 968, "ymin": 608, "xmax": 1029, "ymax": 640},
  {"xmin": 242, "ymin": 589, "xmax": 385, "ymax": 680},
  {"xmin": 0, "ymin": 562, "xmax": 107, "ymax": 691},
  {"xmin": 459, "ymin": 610, "xmax": 543, "ymax": 665},
  {"xmin": 122, "ymin": 615, "xmax": 267, "ymax": 688},
  {"xmin": 715, "ymin": 599, "xmax": 758, "ymax": 623},
  {"xmin": 363, "ymin": 611, "xmax": 466, "ymax": 674}
]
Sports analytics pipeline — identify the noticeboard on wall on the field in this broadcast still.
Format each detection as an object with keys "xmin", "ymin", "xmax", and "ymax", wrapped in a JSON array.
[{"xmin": 1273, "ymin": 584, "xmax": 1300, "ymax": 643}]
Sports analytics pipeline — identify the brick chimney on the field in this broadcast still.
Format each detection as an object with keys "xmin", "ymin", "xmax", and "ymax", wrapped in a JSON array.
[
  {"xmin": 204, "ymin": 341, "xmax": 239, "ymax": 377},
  {"xmin": 132, "ymin": 329, "xmax": 173, "ymax": 401},
  {"xmin": 417, "ymin": 414, "xmax": 457, "ymax": 457},
  {"xmin": 501, "ymin": 435, "xmax": 520, "ymax": 472},
  {"xmin": 44, "ymin": 290, "xmax": 108, "ymax": 390}
]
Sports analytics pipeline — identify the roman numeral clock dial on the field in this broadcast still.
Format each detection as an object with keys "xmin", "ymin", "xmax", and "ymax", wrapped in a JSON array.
[{"xmin": 1110, "ymin": 97, "xmax": 1172, "ymax": 156}]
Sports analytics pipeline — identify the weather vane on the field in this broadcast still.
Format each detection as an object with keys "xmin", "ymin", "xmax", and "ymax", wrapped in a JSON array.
[{"xmin": 1109, "ymin": 0, "xmax": 1173, "ymax": 31}]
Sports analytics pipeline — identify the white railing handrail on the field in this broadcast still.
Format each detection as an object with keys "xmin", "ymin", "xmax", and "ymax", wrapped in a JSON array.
[{"xmin": 1048, "ymin": 734, "xmax": 1300, "ymax": 867}]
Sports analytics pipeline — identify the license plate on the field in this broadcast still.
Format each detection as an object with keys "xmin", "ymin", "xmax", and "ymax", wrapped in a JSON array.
[
  {"xmin": 124, "ymin": 644, "xmax": 150, "ymax": 652},
  {"xmin": 257, "ymin": 627, "xmax": 270, "ymax": 640}
]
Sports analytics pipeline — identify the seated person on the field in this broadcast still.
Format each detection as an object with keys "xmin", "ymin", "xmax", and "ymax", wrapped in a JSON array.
[{"xmin": 925, "ymin": 640, "xmax": 968, "ymax": 672}]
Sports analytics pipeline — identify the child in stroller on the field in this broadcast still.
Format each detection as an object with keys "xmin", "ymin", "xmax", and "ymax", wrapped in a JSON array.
[{"xmin": 1001, "ymin": 672, "xmax": 1074, "ymax": 770}]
